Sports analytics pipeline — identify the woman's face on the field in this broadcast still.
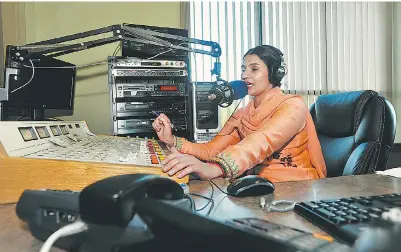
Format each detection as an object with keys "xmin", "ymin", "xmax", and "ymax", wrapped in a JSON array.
[{"xmin": 241, "ymin": 54, "xmax": 273, "ymax": 96}]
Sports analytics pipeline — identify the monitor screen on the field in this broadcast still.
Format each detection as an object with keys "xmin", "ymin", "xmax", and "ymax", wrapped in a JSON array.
[{"xmin": 5, "ymin": 54, "xmax": 76, "ymax": 111}]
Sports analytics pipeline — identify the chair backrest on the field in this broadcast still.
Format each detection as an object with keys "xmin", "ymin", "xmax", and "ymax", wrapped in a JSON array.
[{"xmin": 309, "ymin": 90, "xmax": 396, "ymax": 177}]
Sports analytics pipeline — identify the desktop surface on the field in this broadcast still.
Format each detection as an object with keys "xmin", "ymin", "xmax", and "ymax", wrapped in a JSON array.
[{"xmin": 1, "ymin": 174, "xmax": 401, "ymax": 252}]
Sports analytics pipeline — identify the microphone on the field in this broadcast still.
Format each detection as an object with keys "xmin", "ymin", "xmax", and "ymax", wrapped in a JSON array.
[{"xmin": 207, "ymin": 80, "xmax": 248, "ymax": 107}]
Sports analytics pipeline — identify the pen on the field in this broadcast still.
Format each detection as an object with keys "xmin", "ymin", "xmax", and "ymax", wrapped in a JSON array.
[{"xmin": 151, "ymin": 111, "xmax": 178, "ymax": 131}]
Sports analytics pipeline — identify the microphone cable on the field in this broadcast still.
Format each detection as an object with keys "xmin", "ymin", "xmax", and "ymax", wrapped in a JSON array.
[
  {"xmin": 226, "ymin": 97, "xmax": 244, "ymax": 123},
  {"xmin": 216, "ymin": 97, "xmax": 244, "ymax": 137}
]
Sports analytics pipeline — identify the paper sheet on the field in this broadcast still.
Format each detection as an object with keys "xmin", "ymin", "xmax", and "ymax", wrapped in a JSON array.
[{"xmin": 376, "ymin": 167, "xmax": 401, "ymax": 179}]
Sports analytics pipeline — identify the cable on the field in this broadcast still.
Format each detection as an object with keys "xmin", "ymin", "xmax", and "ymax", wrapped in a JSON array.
[
  {"xmin": 209, "ymin": 179, "xmax": 228, "ymax": 194},
  {"xmin": 112, "ymin": 43, "xmax": 121, "ymax": 56},
  {"xmin": 188, "ymin": 179, "xmax": 230, "ymax": 216},
  {"xmin": 10, "ymin": 59, "xmax": 34, "ymax": 93},
  {"xmin": 213, "ymin": 195, "xmax": 228, "ymax": 213},
  {"xmin": 190, "ymin": 181, "xmax": 215, "ymax": 216},
  {"xmin": 146, "ymin": 42, "xmax": 189, "ymax": 60},
  {"xmin": 186, "ymin": 181, "xmax": 229, "ymax": 217},
  {"xmin": 194, "ymin": 181, "xmax": 214, "ymax": 211},
  {"xmin": 205, "ymin": 198, "xmax": 215, "ymax": 217},
  {"xmin": 183, "ymin": 194, "xmax": 196, "ymax": 212},
  {"xmin": 208, "ymin": 96, "xmax": 245, "ymax": 137},
  {"xmin": 22, "ymin": 60, "xmax": 108, "ymax": 69},
  {"xmin": 39, "ymin": 219, "xmax": 88, "ymax": 252},
  {"xmin": 191, "ymin": 193, "xmax": 215, "ymax": 217}
]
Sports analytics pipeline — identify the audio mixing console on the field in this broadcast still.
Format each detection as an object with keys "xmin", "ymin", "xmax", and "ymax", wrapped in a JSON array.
[{"xmin": 0, "ymin": 121, "xmax": 187, "ymax": 204}]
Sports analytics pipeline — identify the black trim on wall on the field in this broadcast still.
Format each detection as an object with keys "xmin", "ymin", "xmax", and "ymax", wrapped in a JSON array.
[
  {"xmin": 387, "ymin": 143, "xmax": 401, "ymax": 169},
  {"xmin": 392, "ymin": 143, "xmax": 401, "ymax": 152},
  {"xmin": 0, "ymin": 3, "xmax": 4, "ymax": 86}
]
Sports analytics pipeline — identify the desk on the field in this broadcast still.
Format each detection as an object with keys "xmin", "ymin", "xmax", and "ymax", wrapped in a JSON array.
[{"xmin": 1, "ymin": 174, "xmax": 401, "ymax": 252}]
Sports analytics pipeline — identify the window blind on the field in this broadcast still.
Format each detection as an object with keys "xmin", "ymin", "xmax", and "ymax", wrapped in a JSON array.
[{"xmin": 187, "ymin": 1, "xmax": 393, "ymax": 118}]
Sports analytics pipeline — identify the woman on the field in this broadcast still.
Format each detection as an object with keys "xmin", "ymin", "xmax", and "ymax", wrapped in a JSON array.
[{"xmin": 152, "ymin": 45, "xmax": 326, "ymax": 182}]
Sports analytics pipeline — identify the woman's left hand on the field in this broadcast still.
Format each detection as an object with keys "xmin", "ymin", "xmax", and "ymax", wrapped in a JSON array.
[{"xmin": 162, "ymin": 147, "xmax": 223, "ymax": 180}]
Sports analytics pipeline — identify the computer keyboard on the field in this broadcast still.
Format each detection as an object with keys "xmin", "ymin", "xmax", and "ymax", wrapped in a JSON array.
[{"xmin": 294, "ymin": 192, "xmax": 401, "ymax": 245}]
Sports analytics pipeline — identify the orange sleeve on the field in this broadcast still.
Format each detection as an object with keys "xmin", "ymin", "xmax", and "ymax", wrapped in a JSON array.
[
  {"xmin": 173, "ymin": 109, "xmax": 244, "ymax": 161},
  {"xmin": 209, "ymin": 98, "xmax": 307, "ymax": 179}
]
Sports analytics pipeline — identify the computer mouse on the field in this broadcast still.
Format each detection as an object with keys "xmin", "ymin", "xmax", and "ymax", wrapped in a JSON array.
[
  {"xmin": 227, "ymin": 175, "xmax": 275, "ymax": 197},
  {"xmin": 79, "ymin": 174, "xmax": 184, "ymax": 226}
]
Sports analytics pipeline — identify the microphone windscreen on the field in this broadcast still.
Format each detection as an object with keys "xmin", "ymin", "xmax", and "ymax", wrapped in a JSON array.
[{"xmin": 229, "ymin": 80, "xmax": 248, "ymax": 100}]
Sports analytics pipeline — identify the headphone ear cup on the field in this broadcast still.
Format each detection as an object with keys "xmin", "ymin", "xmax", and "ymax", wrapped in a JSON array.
[
  {"xmin": 268, "ymin": 66, "xmax": 277, "ymax": 84},
  {"xmin": 275, "ymin": 65, "xmax": 286, "ymax": 82},
  {"xmin": 269, "ymin": 65, "xmax": 285, "ymax": 84}
]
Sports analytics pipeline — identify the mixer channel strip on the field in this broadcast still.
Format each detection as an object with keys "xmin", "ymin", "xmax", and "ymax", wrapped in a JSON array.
[
  {"xmin": 146, "ymin": 140, "xmax": 166, "ymax": 164},
  {"xmin": 23, "ymin": 136, "xmax": 169, "ymax": 166}
]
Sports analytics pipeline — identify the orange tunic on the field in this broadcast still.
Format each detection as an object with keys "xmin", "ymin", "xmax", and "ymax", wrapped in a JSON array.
[{"xmin": 174, "ymin": 87, "xmax": 327, "ymax": 182}]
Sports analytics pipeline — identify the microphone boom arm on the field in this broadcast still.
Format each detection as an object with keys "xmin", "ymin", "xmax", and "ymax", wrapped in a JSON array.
[{"xmin": 10, "ymin": 24, "xmax": 222, "ymax": 66}]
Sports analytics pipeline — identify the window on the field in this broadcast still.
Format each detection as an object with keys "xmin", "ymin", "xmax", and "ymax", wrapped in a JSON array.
[{"xmin": 187, "ymin": 1, "xmax": 393, "ymax": 123}]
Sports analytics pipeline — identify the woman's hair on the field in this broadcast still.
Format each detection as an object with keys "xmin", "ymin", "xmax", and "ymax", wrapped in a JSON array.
[{"xmin": 243, "ymin": 45, "xmax": 287, "ymax": 87}]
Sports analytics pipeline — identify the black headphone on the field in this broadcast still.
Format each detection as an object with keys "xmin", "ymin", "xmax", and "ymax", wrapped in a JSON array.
[{"xmin": 265, "ymin": 45, "xmax": 287, "ymax": 85}]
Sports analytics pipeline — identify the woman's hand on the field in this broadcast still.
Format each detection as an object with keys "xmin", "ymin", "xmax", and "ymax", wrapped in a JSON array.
[
  {"xmin": 162, "ymin": 147, "xmax": 223, "ymax": 179},
  {"xmin": 152, "ymin": 113, "xmax": 174, "ymax": 147}
]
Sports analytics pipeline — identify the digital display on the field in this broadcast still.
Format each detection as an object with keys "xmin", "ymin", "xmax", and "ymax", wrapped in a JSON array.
[
  {"xmin": 60, "ymin": 125, "xmax": 69, "ymax": 135},
  {"xmin": 18, "ymin": 127, "xmax": 38, "ymax": 141},
  {"xmin": 35, "ymin": 126, "xmax": 50, "ymax": 139},
  {"xmin": 50, "ymin": 125, "xmax": 61, "ymax": 136},
  {"xmin": 142, "ymin": 62, "xmax": 161, "ymax": 66},
  {"xmin": 160, "ymin": 85, "xmax": 178, "ymax": 91},
  {"xmin": 125, "ymin": 104, "xmax": 149, "ymax": 110}
]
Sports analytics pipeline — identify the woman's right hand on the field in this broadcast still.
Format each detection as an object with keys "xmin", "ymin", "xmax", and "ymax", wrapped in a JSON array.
[{"xmin": 152, "ymin": 113, "xmax": 174, "ymax": 147}]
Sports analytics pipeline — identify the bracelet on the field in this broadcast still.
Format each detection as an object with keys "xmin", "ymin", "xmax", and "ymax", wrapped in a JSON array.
[
  {"xmin": 172, "ymin": 135, "xmax": 177, "ymax": 147},
  {"xmin": 207, "ymin": 162, "xmax": 226, "ymax": 177},
  {"xmin": 260, "ymin": 197, "xmax": 296, "ymax": 213},
  {"xmin": 207, "ymin": 159, "xmax": 233, "ymax": 181},
  {"xmin": 173, "ymin": 136, "xmax": 184, "ymax": 150}
]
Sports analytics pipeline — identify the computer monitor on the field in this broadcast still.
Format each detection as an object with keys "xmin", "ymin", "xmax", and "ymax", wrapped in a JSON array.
[{"xmin": 3, "ymin": 53, "xmax": 76, "ymax": 120}]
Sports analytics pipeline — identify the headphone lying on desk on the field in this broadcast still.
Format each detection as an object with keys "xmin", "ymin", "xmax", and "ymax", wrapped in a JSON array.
[{"xmin": 259, "ymin": 197, "xmax": 296, "ymax": 213}]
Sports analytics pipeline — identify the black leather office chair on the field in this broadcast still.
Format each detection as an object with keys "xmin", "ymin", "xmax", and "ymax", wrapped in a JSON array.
[{"xmin": 310, "ymin": 90, "xmax": 396, "ymax": 177}]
